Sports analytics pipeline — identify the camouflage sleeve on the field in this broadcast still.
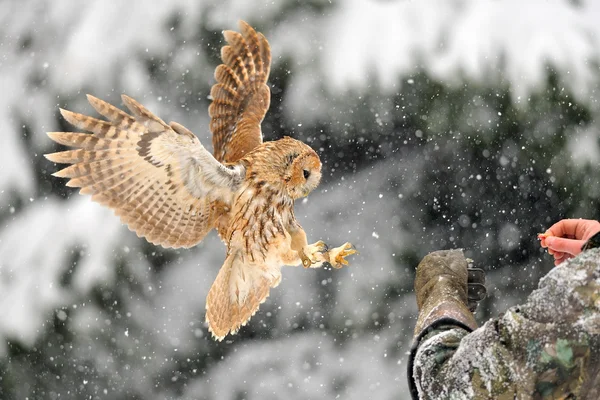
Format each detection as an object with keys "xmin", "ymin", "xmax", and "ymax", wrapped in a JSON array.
[
  {"xmin": 411, "ymin": 248, "xmax": 600, "ymax": 399},
  {"xmin": 582, "ymin": 230, "xmax": 600, "ymax": 251}
]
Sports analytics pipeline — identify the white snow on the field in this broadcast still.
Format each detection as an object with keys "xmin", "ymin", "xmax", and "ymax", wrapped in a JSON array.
[{"xmin": 0, "ymin": 198, "xmax": 131, "ymax": 351}]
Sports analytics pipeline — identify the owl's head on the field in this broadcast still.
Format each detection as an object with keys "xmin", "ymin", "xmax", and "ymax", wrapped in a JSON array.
[{"xmin": 284, "ymin": 147, "xmax": 322, "ymax": 199}]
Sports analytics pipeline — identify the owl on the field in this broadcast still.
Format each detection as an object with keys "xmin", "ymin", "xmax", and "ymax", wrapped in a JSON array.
[{"xmin": 45, "ymin": 21, "xmax": 356, "ymax": 340}]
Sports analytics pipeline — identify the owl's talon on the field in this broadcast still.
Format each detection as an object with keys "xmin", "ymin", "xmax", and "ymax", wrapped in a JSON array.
[
  {"xmin": 315, "ymin": 240, "xmax": 328, "ymax": 253},
  {"xmin": 328, "ymin": 242, "xmax": 357, "ymax": 269},
  {"xmin": 300, "ymin": 241, "xmax": 329, "ymax": 267}
]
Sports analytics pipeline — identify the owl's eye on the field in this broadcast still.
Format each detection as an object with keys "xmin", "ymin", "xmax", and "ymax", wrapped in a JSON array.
[{"xmin": 303, "ymin": 169, "xmax": 311, "ymax": 180}]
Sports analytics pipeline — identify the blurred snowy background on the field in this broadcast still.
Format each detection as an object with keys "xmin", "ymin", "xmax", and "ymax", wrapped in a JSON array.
[{"xmin": 1, "ymin": 0, "xmax": 600, "ymax": 398}]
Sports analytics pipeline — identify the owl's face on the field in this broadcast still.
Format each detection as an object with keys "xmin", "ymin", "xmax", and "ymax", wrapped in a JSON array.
[{"xmin": 285, "ymin": 150, "xmax": 322, "ymax": 199}]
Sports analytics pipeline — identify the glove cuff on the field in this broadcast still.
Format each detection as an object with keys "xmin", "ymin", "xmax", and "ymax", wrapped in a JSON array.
[
  {"xmin": 407, "ymin": 317, "xmax": 476, "ymax": 400},
  {"xmin": 414, "ymin": 297, "xmax": 478, "ymax": 338}
]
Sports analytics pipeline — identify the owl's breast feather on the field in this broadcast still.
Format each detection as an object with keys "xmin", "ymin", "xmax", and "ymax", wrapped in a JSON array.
[{"xmin": 224, "ymin": 183, "xmax": 294, "ymax": 263}]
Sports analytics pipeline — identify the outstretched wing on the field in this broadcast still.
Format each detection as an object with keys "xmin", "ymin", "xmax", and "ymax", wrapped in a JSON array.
[
  {"xmin": 209, "ymin": 20, "xmax": 272, "ymax": 163},
  {"xmin": 46, "ymin": 95, "xmax": 244, "ymax": 249}
]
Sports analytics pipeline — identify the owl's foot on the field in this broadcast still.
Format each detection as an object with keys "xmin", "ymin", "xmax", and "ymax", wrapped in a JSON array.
[
  {"xmin": 327, "ymin": 242, "xmax": 357, "ymax": 269},
  {"xmin": 300, "ymin": 240, "xmax": 328, "ymax": 268}
]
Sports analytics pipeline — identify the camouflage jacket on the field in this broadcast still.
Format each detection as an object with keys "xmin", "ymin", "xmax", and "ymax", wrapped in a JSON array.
[{"xmin": 409, "ymin": 243, "xmax": 600, "ymax": 399}]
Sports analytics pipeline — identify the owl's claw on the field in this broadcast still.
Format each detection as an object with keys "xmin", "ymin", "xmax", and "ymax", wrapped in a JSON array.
[
  {"xmin": 313, "ymin": 240, "xmax": 328, "ymax": 254},
  {"xmin": 299, "ymin": 241, "xmax": 356, "ymax": 269},
  {"xmin": 301, "ymin": 241, "xmax": 329, "ymax": 268},
  {"xmin": 327, "ymin": 242, "xmax": 357, "ymax": 269}
]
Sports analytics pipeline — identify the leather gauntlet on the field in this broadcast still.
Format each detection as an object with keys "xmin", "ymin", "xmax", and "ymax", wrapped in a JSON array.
[{"xmin": 413, "ymin": 249, "xmax": 480, "ymax": 338}]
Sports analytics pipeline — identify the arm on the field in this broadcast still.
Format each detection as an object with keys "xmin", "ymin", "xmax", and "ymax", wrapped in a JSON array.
[
  {"xmin": 407, "ymin": 250, "xmax": 478, "ymax": 399},
  {"xmin": 410, "ymin": 249, "xmax": 600, "ymax": 399}
]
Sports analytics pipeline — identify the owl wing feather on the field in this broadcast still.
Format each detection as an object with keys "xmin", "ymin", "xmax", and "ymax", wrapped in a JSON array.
[
  {"xmin": 45, "ymin": 94, "xmax": 244, "ymax": 249},
  {"xmin": 209, "ymin": 20, "xmax": 272, "ymax": 163}
]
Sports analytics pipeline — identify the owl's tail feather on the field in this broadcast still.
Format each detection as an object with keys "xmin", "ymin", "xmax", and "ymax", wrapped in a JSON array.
[
  {"xmin": 206, "ymin": 252, "xmax": 276, "ymax": 340},
  {"xmin": 209, "ymin": 20, "xmax": 272, "ymax": 164}
]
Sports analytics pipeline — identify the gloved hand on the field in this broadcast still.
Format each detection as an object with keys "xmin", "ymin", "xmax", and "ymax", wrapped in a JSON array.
[{"xmin": 414, "ymin": 249, "xmax": 478, "ymax": 339}]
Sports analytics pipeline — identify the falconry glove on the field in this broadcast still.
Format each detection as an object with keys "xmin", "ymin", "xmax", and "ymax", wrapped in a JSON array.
[
  {"xmin": 413, "ymin": 249, "xmax": 479, "ymax": 339},
  {"xmin": 408, "ymin": 249, "xmax": 482, "ymax": 400}
]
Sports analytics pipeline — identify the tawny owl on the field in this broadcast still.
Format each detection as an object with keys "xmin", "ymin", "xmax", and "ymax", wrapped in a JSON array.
[{"xmin": 45, "ymin": 21, "xmax": 356, "ymax": 340}]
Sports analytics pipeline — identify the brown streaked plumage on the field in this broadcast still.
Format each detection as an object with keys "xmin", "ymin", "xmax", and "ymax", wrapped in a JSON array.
[
  {"xmin": 210, "ymin": 21, "xmax": 271, "ymax": 164},
  {"xmin": 45, "ymin": 20, "xmax": 356, "ymax": 341}
]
